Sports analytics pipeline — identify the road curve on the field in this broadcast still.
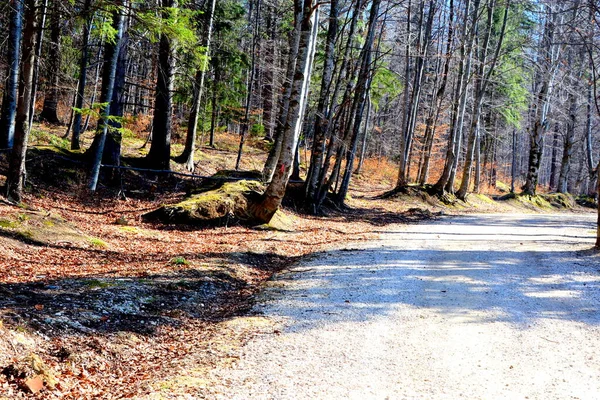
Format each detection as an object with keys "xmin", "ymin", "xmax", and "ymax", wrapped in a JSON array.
[{"xmin": 211, "ymin": 213, "xmax": 600, "ymax": 400}]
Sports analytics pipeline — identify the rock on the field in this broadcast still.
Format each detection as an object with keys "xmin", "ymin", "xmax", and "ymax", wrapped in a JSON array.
[
  {"xmin": 23, "ymin": 376, "xmax": 43, "ymax": 394},
  {"xmin": 115, "ymin": 215, "xmax": 129, "ymax": 226},
  {"xmin": 143, "ymin": 180, "xmax": 265, "ymax": 226}
]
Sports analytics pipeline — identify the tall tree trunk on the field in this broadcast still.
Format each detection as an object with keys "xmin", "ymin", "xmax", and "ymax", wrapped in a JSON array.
[
  {"xmin": 433, "ymin": 0, "xmax": 473, "ymax": 193},
  {"xmin": 396, "ymin": 0, "xmax": 436, "ymax": 189},
  {"xmin": 82, "ymin": 43, "xmax": 103, "ymax": 133},
  {"xmin": 71, "ymin": 0, "xmax": 93, "ymax": 150},
  {"xmin": 40, "ymin": 0, "xmax": 62, "ymax": 124},
  {"xmin": 549, "ymin": 126, "xmax": 559, "ymax": 191},
  {"xmin": 418, "ymin": 0, "xmax": 454, "ymax": 185},
  {"xmin": 585, "ymin": 74, "xmax": 596, "ymax": 195},
  {"xmin": 235, "ymin": 0, "xmax": 261, "ymax": 170},
  {"xmin": 175, "ymin": 0, "xmax": 217, "ymax": 170},
  {"xmin": 511, "ymin": 128, "xmax": 517, "ymax": 193},
  {"xmin": 28, "ymin": 0, "xmax": 48, "ymax": 131},
  {"xmin": 146, "ymin": 0, "xmax": 177, "ymax": 170},
  {"xmin": 102, "ymin": 31, "xmax": 129, "ymax": 174},
  {"xmin": 0, "ymin": 0, "xmax": 23, "ymax": 149},
  {"xmin": 558, "ymin": 92, "xmax": 578, "ymax": 194},
  {"xmin": 252, "ymin": 0, "xmax": 316, "ymax": 222},
  {"xmin": 523, "ymin": 6, "xmax": 560, "ymax": 195},
  {"xmin": 336, "ymin": 0, "xmax": 381, "ymax": 205},
  {"xmin": 209, "ymin": 66, "xmax": 220, "ymax": 148},
  {"xmin": 5, "ymin": 0, "xmax": 38, "ymax": 202},
  {"xmin": 473, "ymin": 121, "xmax": 481, "ymax": 193},
  {"xmin": 262, "ymin": 5, "xmax": 276, "ymax": 140},
  {"xmin": 262, "ymin": 0, "xmax": 303, "ymax": 182},
  {"xmin": 456, "ymin": 0, "xmax": 509, "ymax": 200},
  {"xmin": 355, "ymin": 94, "xmax": 372, "ymax": 175},
  {"xmin": 88, "ymin": 0, "xmax": 126, "ymax": 191}
]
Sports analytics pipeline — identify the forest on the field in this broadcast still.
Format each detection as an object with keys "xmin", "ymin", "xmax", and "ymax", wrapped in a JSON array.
[
  {"xmin": 0, "ymin": 0, "xmax": 600, "ymax": 397},
  {"xmin": 0, "ymin": 0, "xmax": 599, "ymax": 217}
]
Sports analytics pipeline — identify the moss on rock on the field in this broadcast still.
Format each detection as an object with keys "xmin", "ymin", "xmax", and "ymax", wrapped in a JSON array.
[
  {"xmin": 0, "ymin": 210, "xmax": 96, "ymax": 247},
  {"xmin": 143, "ymin": 180, "xmax": 266, "ymax": 226}
]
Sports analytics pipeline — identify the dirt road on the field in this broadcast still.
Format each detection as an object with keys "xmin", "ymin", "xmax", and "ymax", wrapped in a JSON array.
[{"xmin": 210, "ymin": 214, "xmax": 600, "ymax": 399}]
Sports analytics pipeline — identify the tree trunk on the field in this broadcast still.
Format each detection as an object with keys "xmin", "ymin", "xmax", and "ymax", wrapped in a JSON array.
[
  {"xmin": 262, "ymin": 0, "xmax": 303, "ymax": 182},
  {"xmin": 40, "ymin": 0, "xmax": 62, "ymax": 124},
  {"xmin": 146, "ymin": 0, "xmax": 177, "ymax": 170},
  {"xmin": 418, "ymin": 0, "xmax": 454, "ymax": 185},
  {"xmin": 396, "ymin": 0, "xmax": 435, "ymax": 189},
  {"xmin": 5, "ymin": 0, "xmax": 38, "ymax": 202},
  {"xmin": 235, "ymin": 0, "xmax": 261, "ymax": 170},
  {"xmin": 336, "ymin": 0, "xmax": 381, "ymax": 205},
  {"xmin": 355, "ymin": 94, "xmax": 372, "ymax": 175},
  {"xmin": 523, "ymin": 7, "xmax": 560, "ymax": 195},
  {"xmin": 433, "ymin": 0, "xmax": 474, "ymax": 193},
  {"xmin": 71, "ymin": 0, "xmax": 93, "ymax": 150},
  {"xmin": 252, "ymin": 0, "xmax": 316, "ymax": 222},
  {"xmin": 209, "ymin": 66, "xmax": 220, "ymax": 148},
  {"xmin": 0, "ymin": 0, "xmax": 23, "ymax": 149},
  {"xmin": 88, "ymin": 0, "xmax": 126, "ymax": 191},
  {"xmin": 511, "ymin": 129, "xmax": 517, "ymax": 193},
  {"xmin": 558, "ymin": 92, "xmax": 577, "ymax": 194},
  {"xmin": 549, "ymin": 126, "xmax": 559, "ymax": 191},
  {"xmin": 28, "ymin": 0, "xmax": 48, "ymax": 131},
  {"xmin": 175, "ymin": 0, "xmax": 217, "ymax": 170},
  {"xmin": 456, "ymin": 0, "xmax": 508, "ymax": 200},
  {"xmin": 585, "ymin": 74, "xmax": 596, "ymax": 195},
  {"xmin": 262, "ymin": 6, "xmax": 276, "ymax": 140}
]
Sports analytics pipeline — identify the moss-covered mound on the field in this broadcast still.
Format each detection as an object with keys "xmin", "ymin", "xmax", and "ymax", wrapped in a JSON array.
[
  {"xmin": 143, "ymin": 180, "xmax": 265, "ymax": 225},
  {"xmin": 496, "ymin": 192, "xmax": 574, "ymax": 211},
  {"xmin": 0, "ymin": 209, "xmax": 102, "ymax": 247}
]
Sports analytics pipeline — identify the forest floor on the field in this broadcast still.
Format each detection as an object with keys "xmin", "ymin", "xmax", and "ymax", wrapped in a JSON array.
[{"xmin": 0, "ymin": 124, "xmax": 596, "ymax": 398}]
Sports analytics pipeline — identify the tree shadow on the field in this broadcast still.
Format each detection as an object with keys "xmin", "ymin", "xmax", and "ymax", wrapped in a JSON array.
[
  {"xmin": 0, "ymin": 252, "xmax": 299, "ymax": 338},
  {"xmin": 249, "ymin": 215, "xmax": 600, "ymax": 333}
]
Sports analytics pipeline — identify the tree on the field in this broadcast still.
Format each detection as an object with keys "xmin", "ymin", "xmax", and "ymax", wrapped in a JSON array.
[
  {"xmin": 5, "ymin": 0, "xmax": 39, "ymax": 202},
  {"xmin": 88, "ymin": 0, "xmax": 127, "ymax": 192},
  {"xmin": 146, "ymin": 0, "xmax": 178, "ymax": 170},
  {"xmin": 456, "ymin": 0, "xmax": 510, "ymax": 200},
  {"xmin": 251, "ymin": 0, "xmax": 316, "ymax": 222},
  {"xmin": 174, "ymin": 0, "xmax": 217, "ymax": 171},
  {"xmin": 71, "ymin": 0, "xmax": 94, "ymax": 150},
  {"xmin": 39, "ymin": 0, "xmax": 63, "ymax": 124},
  {"xmin": 0, "ymin": 0, "xmax": 24, "ymax": 150},
  {"xmin": 522, "ymin": 4, "xmax": 561, "ymax": 196}
]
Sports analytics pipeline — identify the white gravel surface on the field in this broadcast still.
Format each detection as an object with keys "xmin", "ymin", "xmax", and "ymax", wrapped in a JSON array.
[{"xmin": 210, "ymin": 213, "xmax": 600, "ymax": 399}]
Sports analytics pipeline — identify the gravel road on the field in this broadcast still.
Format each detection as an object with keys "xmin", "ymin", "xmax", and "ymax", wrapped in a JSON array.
[{"xmin": 210, "ymin": 213, "xmax": 600, "ymax": 399}]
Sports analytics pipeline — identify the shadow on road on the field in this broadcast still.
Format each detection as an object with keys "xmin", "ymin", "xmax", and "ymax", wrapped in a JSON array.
[{"xmin": 255, "ymin": 214, "xmax": 600, "ymax": 330}]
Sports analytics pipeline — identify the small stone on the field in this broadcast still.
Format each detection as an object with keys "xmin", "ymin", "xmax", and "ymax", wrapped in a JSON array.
[
  {"xmin": 115, "ymin": 215, "xmax": 129, "ymax": 226},
  {"xmin": 23, "ymin": 376, "xmax": 44, "ymax": 394}
]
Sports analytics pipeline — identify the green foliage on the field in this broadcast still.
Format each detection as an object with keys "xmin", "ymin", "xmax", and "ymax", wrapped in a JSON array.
[
  {"xmin": 170, "ymin": 256, "xmax": 190, "ymax": 266},
  {"xmin": 136, "ymin": 6, "xmax": 204, "ymax": 67},
  {"xmin": 495, "ymin": 60, "xmax": 529, "ymax": 128},
  {"xmin": 73, "ymin": 103, "xmax": 127, "ymax": 135},
  {"xmin": 250, "ymin": 124, "xmax": 265, "ymax": 137},
  {"xmin": 371, "ymin": 65, "xmax": 403, "ymax": 111},
  {"xmin": 489, "ymin": 2, "xmax": 532, "ymax": 128}
]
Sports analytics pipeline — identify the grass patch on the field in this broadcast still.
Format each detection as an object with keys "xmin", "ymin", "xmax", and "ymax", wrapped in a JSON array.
[
  {"xmin": 119, "ymin": 226, "xmax": 139, "ymax": 234},
  {"xmin": 170, "ymin": 256, "xmax": 190, "ymax": 266},
  {"xmin": 0, "ymin": 219, "xmax": 18, "ymax": 229},
  {"xmin": 84, "ymin": 279, "xmax": 115, "ymax": 289},
  {"xmin": 89, "ymin": 237, "xmax": 108, "ymax": 248}
]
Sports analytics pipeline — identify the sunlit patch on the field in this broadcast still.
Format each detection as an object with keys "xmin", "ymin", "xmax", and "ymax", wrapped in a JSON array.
[{"xmin": 524, "ymin": 290, "xmax": 579, "ymax": 299}]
